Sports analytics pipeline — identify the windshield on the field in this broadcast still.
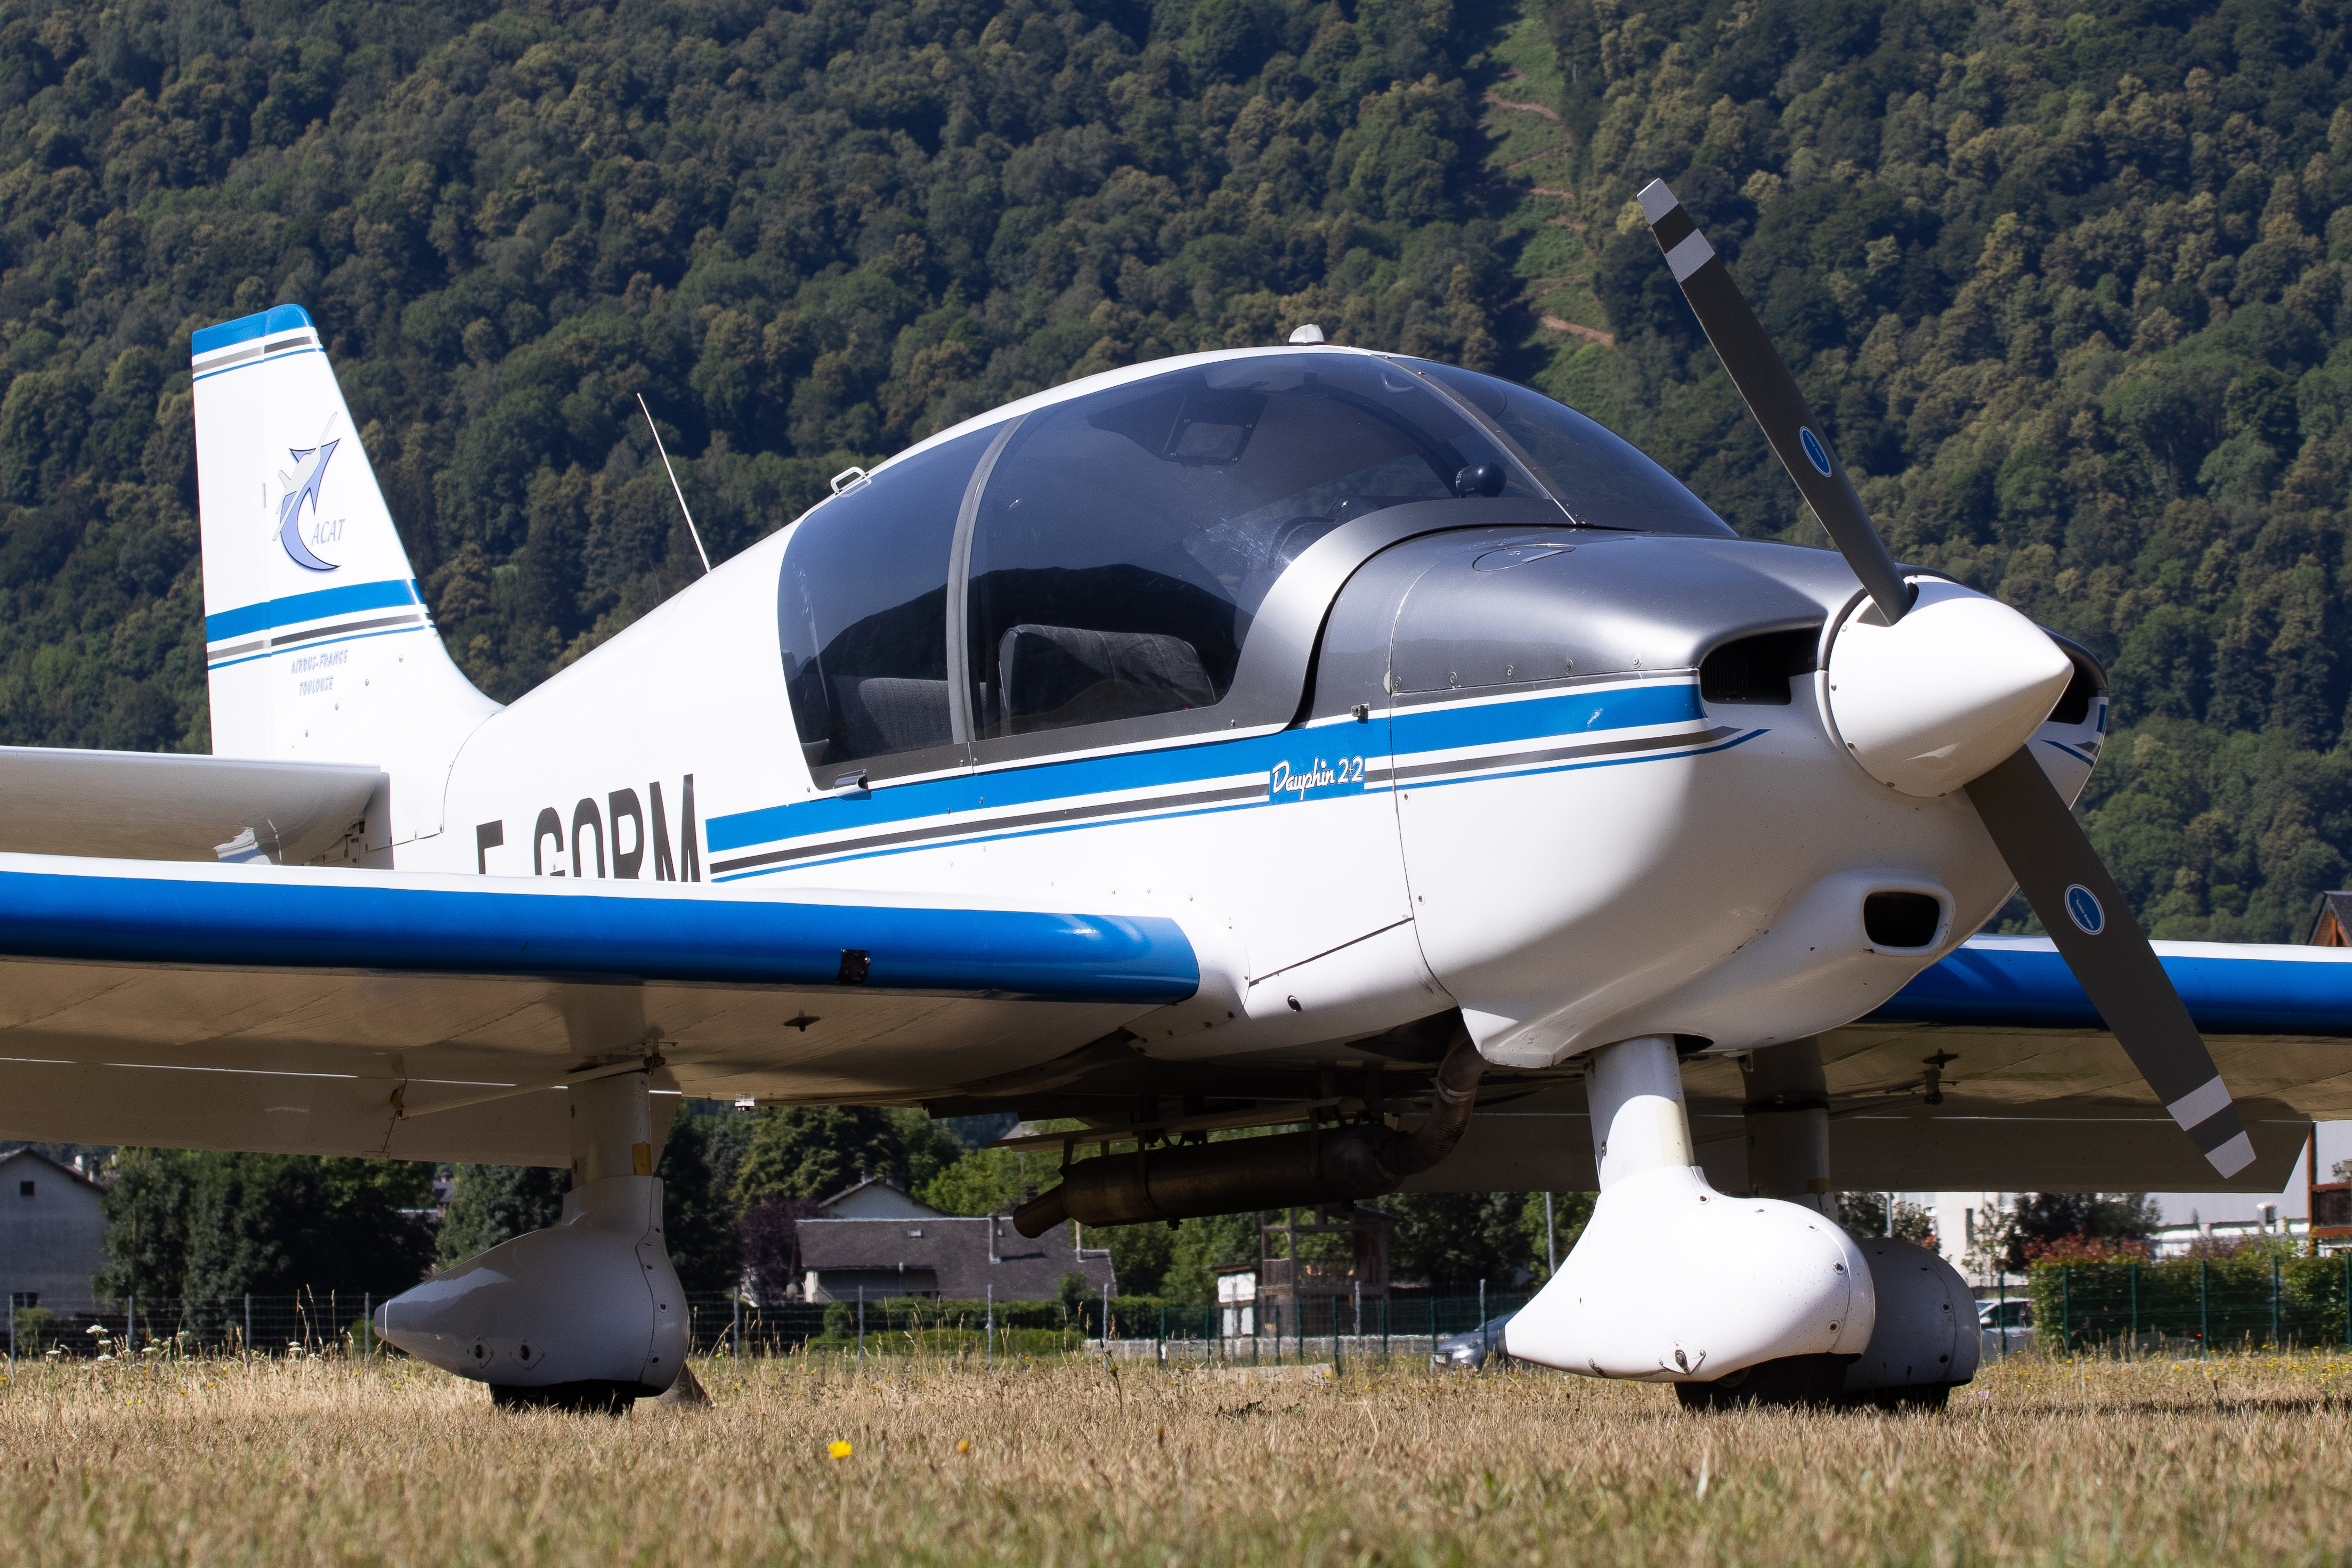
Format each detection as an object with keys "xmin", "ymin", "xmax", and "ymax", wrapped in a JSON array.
[
  {"xmin": 965, "ymin": 352, "xmax": 1537, "ymax": 737},
  {"xmin": 1405, "ymin": 361, "xmax": 1734, "ymax": 538}
]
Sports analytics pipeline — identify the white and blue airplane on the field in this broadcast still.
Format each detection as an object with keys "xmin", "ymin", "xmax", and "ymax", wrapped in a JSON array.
[{"xmin": 0, "ymin": 176, "xmax": 2345, "ymax": 1409}]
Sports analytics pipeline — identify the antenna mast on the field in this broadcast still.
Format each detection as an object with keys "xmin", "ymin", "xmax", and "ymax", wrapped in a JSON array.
[{"xmin": 636, "ymin": 394, "xmax": 712, "ymax": 574}]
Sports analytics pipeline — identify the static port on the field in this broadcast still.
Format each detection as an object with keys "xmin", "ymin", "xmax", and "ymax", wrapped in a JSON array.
[{"xmin": 1863, "ymin": 891, "xmax": 1941, "ymax": 949}]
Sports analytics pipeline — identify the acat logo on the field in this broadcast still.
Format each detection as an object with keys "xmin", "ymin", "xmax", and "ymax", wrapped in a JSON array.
[
  {"xmin": 277, "ymin": 440, "xmax": 342, "ymax": 572},
  {"xmin": 474, "ymin": 776, "xmax": 701, "ymax": 881}
]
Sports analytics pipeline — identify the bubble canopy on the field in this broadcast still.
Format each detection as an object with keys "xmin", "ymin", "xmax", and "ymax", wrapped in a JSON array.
[{"xmin": 777, "ymin": 350, "xmax": 1730, "ymax": 781}]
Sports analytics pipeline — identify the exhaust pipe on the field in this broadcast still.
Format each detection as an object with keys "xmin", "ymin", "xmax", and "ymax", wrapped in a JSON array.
[{"xmin": 1012, "ymin": 1036, "xmax": 1486, "ymax": 1237}]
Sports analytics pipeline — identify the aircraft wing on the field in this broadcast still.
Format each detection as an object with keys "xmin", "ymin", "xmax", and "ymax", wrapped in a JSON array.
[
  {"xmin": 0, "ymin": 852, "xmax": 1204, "ymax": 1166},
  {"xmin": 0, "ymin": 745, "xmax": 383, "ymax": 864},
  {"xmin": 1407, "ymin": 937, "xmax": 2352, "ymax": 1197}
]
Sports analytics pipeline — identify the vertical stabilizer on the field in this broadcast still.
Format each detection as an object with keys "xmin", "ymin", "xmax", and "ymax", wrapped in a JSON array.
[{"xmin": 192, "ymin": 304, "xmax": 499, "ymax": 856}]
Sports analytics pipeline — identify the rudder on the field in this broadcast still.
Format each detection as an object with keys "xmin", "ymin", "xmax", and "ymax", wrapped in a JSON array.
[{"xmin": 192, "ymin": 304, "xmax": 499, "ymax": 855}]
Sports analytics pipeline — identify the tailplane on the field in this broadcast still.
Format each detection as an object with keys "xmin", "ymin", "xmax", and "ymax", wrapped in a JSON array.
[{"xmin": 191, "ymin": 304, "xmax": 498, "ymax": 855}]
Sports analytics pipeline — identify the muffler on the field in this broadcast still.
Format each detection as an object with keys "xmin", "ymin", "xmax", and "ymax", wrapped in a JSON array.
[{"xmin": 1012, "ymin": 1037, "xmax": 1484, "ymax": 1237}]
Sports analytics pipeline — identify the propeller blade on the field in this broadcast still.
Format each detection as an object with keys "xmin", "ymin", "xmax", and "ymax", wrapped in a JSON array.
[
  {"xmin": 1635, "ymin": 178, "xmax": 1913, "ymax": 626},
  {"xmin": 1964, "ymin": 749, "xmax": 2254, "ymax": 1177},
  {"xmin": 1639, "ymin": 176, "xmax": 2254, "ymax": 1181}
]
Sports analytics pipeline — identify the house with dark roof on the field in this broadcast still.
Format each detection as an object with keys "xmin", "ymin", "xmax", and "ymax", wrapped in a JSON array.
[
  {"xmin": 817, "ymin": 1176, "xmax": 942, "ymax": 1220},
  {"xmin": 794, "ymin": 1211, "xmax": 1114, "ymax": 1303},
  {"xmin": 2313, "ymin": 892, "xmax": 2352, "ymax": 946},
  {"xmin": 0, "ymin": 1149, "xmax": 107, "ymax": 1314}
]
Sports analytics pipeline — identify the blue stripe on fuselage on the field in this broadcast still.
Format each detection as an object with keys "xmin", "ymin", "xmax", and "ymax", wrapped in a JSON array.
[
  {"xmin": 1873, "ymin": 937, "xmax": 2352, "ymax": 1037},
  {"xmin": 0, "ymin": 866, "xmax": 1198, "ymax": 1002},
  {"xmin": 706, "ymin": 680, "xmax": 1710, "ymax": 857}
]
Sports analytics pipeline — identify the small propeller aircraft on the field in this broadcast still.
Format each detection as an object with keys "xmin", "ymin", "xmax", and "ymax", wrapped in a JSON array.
[{"xmin": 0, "ymin": 174, "xmax": 2345, "ymax": 1410}]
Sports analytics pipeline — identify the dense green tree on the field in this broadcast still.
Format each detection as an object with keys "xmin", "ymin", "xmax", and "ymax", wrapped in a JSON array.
[
  {"xmin": 657, "ymin": 1112, "xmax": 742, "ymax": 1294},
  {"xmin": 730, "ymin": 1106, "xmax": 959, "ymax": 1205},
  {"xmin": 435, "ymin": 1163, "xmax": 565, "ymax": 1266},
  {"xmin": 1382, "ymin": 1191, "xmax": 1538, "ymax": 1289},
  {"xmin": 917, "ymin": 1145, "xmax": 1038, "ymax": 1216},
  {"xmin": 1518, "ymin": 1190, "xmax": 1593, "ymax": 1282},
  {"xmin": 99, "ymin": 1151, "xmax": 434, "ymax": 1306},
  {"xmin": 93, "ymin": 1146, "xmax": 192, "ymax": 1300}
]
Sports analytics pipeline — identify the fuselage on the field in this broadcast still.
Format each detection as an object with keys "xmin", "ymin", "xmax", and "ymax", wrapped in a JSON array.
[{"xmin": 410, "ymin": 345, "xmax": 2103, "ymax": 1087}]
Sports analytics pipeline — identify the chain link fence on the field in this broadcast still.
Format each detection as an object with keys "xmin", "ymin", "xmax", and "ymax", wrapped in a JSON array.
[{"xmin": 2017, "ymin": 1255, "xmax": 2352, "ymax": 1356}]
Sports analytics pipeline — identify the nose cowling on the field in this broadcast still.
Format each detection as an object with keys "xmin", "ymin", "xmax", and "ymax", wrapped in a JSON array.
[{"xmin": 1821, "ymin": 579, "xmax": 2073, "ymax": 798}]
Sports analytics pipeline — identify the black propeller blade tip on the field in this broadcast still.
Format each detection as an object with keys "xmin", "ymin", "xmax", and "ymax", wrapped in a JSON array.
[{"xmin": 1632, "ymin": 178, "xmax": 1915, "ymax": 624}]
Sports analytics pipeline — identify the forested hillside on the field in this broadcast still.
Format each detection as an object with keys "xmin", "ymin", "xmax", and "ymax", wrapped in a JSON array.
[{"xmin": 0, "ymin": 0, "xmax": 2348, "ymax": 944}]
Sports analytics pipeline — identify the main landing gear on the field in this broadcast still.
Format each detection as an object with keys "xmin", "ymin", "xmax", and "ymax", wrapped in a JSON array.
[{"xmin": 374, "ymin": 1066, "xmax": 688, "ymax": 1411}]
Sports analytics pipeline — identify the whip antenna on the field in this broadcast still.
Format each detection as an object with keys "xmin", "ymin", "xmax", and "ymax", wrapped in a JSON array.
[{"xmin": 637, "ymin": 393, "xmax": 711, "ymax": 574}]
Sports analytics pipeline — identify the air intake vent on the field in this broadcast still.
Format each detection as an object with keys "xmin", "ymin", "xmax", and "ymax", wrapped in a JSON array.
[
  {"xmin": 1863, "ymin": 891, "xmax": 1941, "ymax": 949},
  {"xmin": 1699, "ymin": 628, "xmax": 1820, "ymax": 705},
  {"xmin": 2048, "ymin": 657, "xmax": 2098, "ymax": 725}
]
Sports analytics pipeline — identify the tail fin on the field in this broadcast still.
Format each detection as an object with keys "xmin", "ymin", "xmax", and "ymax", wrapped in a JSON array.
[{"xmin": 192, "ymin": 304, "xmax": 499, "ymax": 854}]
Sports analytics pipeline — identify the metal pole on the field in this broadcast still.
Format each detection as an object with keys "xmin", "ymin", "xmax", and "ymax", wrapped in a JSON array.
[
  {"xmin": 732, "ymin": 1291, "xmax": 741, "ymax": 1364},
  {"xmin": 1101, "ymin": 1281, "xmax": 1112, "ymax": 1369},
  {"xmin": 244, "ymin": 1293, "xmax": 251, "ymax": 1361},
  {"xmin": 2272, "ymin": 1253, "xmax": 2281, "ymax": 1348},
  {"xmin": 2129, "ymin": 1262, "xmax": 2138, "ymax": 1355},
  {"xmin": 2199, "ymin": 1259, "xmax": 2209, "ymax": 1356},
  {"xmin": 857, "ymin": 1286, "xmax": 865, "ymax": 1370},
  {"xmin": 1998, "ymin": 1270, "xmax": 2007, "ymax": 1359},
  {"xmin": 986, "ymin": 1284, "xmax": 994, "ymax": 1370},
  {"xmin": 1545, "ymin": 1192, "xmax": 1556, "ymax": 1274}
]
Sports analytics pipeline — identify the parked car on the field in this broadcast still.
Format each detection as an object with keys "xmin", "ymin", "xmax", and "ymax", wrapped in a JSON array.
[
  {"xmin": 1978, "ymin": 1296, "xmax": 2034, "ymax": 1352},
  {"xmin": 1432, "ymin": 1311, "xmax": 1519, "ymax": 1369}
]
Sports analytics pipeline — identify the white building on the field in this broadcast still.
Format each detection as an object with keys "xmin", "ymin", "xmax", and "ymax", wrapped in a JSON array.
[
  {"xmin": 0, "ymin": 1149, "xmax": 107, "ymax": 1314},
  {"xmin": 1911, "ymin": 1120, "xmax": 2352, "ymax": 1277}
]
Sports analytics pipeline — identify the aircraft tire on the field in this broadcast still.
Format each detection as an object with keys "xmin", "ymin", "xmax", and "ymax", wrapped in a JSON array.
[
  {"xmin": 1672, "ymin": 1353, "xmax": 1853, "ymax": 1410},
  {"xmin": 489, "ymin": 1379, "xmax": 648, "ymax": 1415}
]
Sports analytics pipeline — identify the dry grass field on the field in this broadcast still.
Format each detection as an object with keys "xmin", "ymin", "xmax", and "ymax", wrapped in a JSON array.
[{"xmin": 0, "ymin": 1348, "xmax": 2342, "ymax": 1566}]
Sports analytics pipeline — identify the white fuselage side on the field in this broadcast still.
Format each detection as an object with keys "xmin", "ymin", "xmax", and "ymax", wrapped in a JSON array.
[{"xmin": 418, "ymin": 516, "xmax": 2092, "ymax": 1078}]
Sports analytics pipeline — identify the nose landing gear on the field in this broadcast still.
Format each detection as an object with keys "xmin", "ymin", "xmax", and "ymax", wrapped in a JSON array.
[
  {"xmin": 1503, "ymin": 1035, "xmax": 1876, "ymax": 1383},
  {"xmin": 1680, "ymin": 1037, "xmax": 1980, "ymax": 1410},
  {"xmin": 1506, "ymin": 1034, "xmax": 1979, "ymax": 1410}
]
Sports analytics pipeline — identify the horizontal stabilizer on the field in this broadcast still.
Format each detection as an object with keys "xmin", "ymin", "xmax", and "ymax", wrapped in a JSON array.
[{"xmin": 0, "ymin": 746, "xmax": 382, "ymax": 864}]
